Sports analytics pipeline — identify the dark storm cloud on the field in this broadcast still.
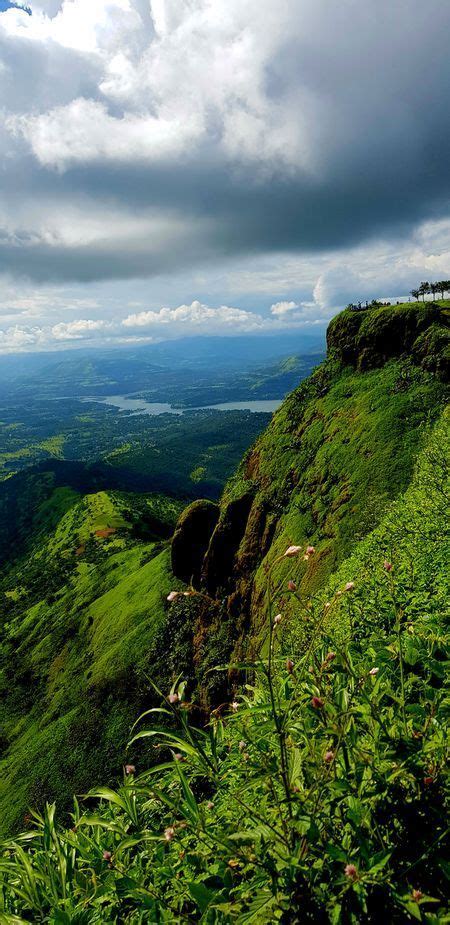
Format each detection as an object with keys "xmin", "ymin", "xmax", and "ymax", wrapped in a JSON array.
[{"xmin": 0, "ymin": 0, "xmax": 450, "ymax": 284}]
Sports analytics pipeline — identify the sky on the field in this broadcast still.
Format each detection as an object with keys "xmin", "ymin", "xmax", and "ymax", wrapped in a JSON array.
[{"xmin": 0, "ymin": 0, "xmax": 449, "ymax": 353}]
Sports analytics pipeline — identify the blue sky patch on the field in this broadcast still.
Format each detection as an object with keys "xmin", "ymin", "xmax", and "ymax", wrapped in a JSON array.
[{"xmin": 0, "ymin": 1, "xmax": 32, "ymax": 14}]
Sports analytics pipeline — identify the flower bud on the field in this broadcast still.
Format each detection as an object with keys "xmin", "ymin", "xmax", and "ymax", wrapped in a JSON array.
[
  {"xmin": 284, "ymin": 545, "xmax": 302, "ymax": 558},
  {"xmin": 311, "ymin": 695, "xmax": 324, "ymax": 709}
]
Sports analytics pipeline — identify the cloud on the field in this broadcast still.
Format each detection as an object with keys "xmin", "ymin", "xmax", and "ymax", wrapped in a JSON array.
[
  {"xmin": 122, "ymin": 300, "xmax": 265, "ymax": 332},
  {"xmin": 0, "ymin": 0, "xmax": 449, "ymax": 293},
  {"xmin": 51, "ymin": 318, "xmax": 108, "ymax": 339},
  {"xmin": 271, "ymin": 301, "xmax": 299, "ymax": 316}
]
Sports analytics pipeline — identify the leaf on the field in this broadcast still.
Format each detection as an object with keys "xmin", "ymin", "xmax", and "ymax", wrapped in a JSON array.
[
  {"xmin": 236, "ymin": 890, "xmax": 277, "ymax": 923},
  {"xmin": 188, "ymin": 881, "xmax": 214, "ymax": 913}
]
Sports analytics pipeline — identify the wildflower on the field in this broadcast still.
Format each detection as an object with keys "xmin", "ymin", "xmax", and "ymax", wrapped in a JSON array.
[
  {"xmin": 344, "ymin": 863, "xmax": 358, "ymax": 881},
  {"xmin": 306, "ymin": 545, "xmax": 316, "ymax": 555},
  {"xmin": 284, "ymin": 545, "xmax": 302, "ymax": 558},
  {"xmin": 344, "ymin": 581, "xmax": 355, "ymax": 592},
  {"xmin": 174, "ymin": 752, "xmax": 185, "ymax": 762},
  {"xmin": 287, "ymin": 580, "xmax": 297, "ymax": 591},
  {"xmin": 167, "ymin": 591, "xmax": 180, "ymax": 602},
  {"xmin": 311, "ymin": 696, "xmax": 324, "ymax": 709},
  {"xmin": 412, "ymin": 890, "xmax": 423, "ymax": 902},
  {"xmin": 231, "ymin": 701, "xmax": 239, "ymax": 711},
  {"xmin": 369, "ymin": 667, "xmax": 379, "ymax": 676},
  {"xmin": 324, "ymin": 750, "xmax": 334, "ymax": 763},
  {"xmin": 383, "ymin": 560, "xmax": 393, "ymax": 572},
  {"xmin": 228, "ymin": 858, "xmax": 240, "ymax": 868},
  {"xmin": 324, "ymin": 651, "xmax": 336, "ymax": 663},
  {"xmin": 102, "ymin": 850, "xmax": 112, "ymax": 861},
  {"xmin": 324, "ymin": 601, "xmax": 331, "ymax": 610},
  {"xmin": 206, "ymin": 801, "xmax": 214, "ymax": 810},
  {"xmin": 164, "ymin": 827, "xmax": 175, "ymax": 841},
  {"xmin": 238, "ymin": 740, "xmax": 246, "ymax": 751},
  {"xmin": 168, "ymin": 692, "xmax": 179, "ymax": 704},
  {"xmin": 273, "ymin": 613, "xmax": 282, "ymax": 627},
  {"xmin": 125, "ymin": 764, "xmax": 136, "ymax": 775},
  {"xmin": 286, "ymin": 658, "xmax": 295, "ymax": 674},
  {"xmin": 243, "ymin": 752, "xmax": 250, "ymax": 762},
  {"xmin": 423, "ymin": 775, "xmax": 434, "ymax": 786}
]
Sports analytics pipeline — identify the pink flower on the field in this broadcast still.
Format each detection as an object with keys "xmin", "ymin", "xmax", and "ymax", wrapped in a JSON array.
[
  {"xmin": 168, "ymin": 692, "xmax": 179, "ymax": 704},
  {"xmin": 383, "ymin": 560, "xmax": 393, "ymax": 572},
  {"xmin": 125, "ymin": 764, "xmax": 135, "ymax": 775},
  {"xmin": 164, "ymin": 827, "xmax": 175, "ymax": 841},
  {"xmin": 306, "ymin": 546, "xmax": 316, "ymax": 555},
  {"xmin": 412, "ymin": 890, "xmax": 423, "ymax": 902},
  {"xmin": 167, "ymin": 591, "xmax": 180, "ymax": 602},
  {"xmin": 174, "ymin": 752, "xmax": 185, "ymax": 762},
  {"xmin": 284, "ymin": 545, "xmax": 302, "ymax": 558},
  {"xmin": 206, "ymin": 801, "xmax": 214, "ymax": 810},
  {"xmin": 103, "ymin": 850, "xmax": 112, "ymax": 861},
  {"xmin": 273, "ymin": 613, "xmax": 282, "ymax": 626},
  {"xmin": 324, "ymin": 750, "xmax": 334, "ymax": 763},
  {"xmin": 286, "ymin": 658, "xmax": 295, "ymax": 674},
  {"xmin": 369, "ymin": 667, "xmax": 379, "ymax": 676},
  {"xmin": 344, "ymin": 863, "xmax": 358, "ymax": 880},
  {"xmin": 287, "ymin": 580, "xmax": 297, "ymax": 591},
  {"xmin": 311, "ymin": 696, "xmax": 324, "ymax": 710},
  {"xmin": 344, "ymin": 581, "xmax": 355, "ymax": 592},
  {"xmin": 231, "ymin": 701, "xmax": 239, "ymax": 712}
]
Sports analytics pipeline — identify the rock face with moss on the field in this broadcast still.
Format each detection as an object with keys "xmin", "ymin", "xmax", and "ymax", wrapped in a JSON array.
[
  {"xmin": 171, "ymin": 499, "xmax": 219, "ymax": 585},
  {"xmin": 181, "ymin": 303, "xmax": 448, "ymax": 650}
]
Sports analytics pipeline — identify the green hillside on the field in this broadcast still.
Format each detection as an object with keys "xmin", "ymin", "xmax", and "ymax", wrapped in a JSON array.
[
  {"xmin": 0, "ymin": 301, "xmax": 448, "ymax": 921},
  {"xmin": 0, "ymin": 487, "xmax": 185, "ymax": 834},
  {"xmin": 175, "ymin": 302, "xmax": 448, "ymax": 651}
]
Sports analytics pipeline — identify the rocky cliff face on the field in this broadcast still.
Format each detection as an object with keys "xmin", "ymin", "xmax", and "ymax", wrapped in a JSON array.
[{"xmin": 172, "ymin": 303, "xmax": 449, "ymax": 669}]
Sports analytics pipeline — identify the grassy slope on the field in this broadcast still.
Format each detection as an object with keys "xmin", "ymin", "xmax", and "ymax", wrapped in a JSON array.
[
  {"xmin": 0, "ymin": 489, "xmax": 184, "ymax": 834},
  {"xmin": 0, "ymin": 408, "xmax": 447, "ymax": 922},
  {"xmin": 200, "ymin": 304, "xmax": 448, "ymax": 648}
]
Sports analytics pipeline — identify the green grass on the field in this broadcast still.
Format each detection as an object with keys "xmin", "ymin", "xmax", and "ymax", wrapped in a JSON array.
[{"xmin": 0, "ymin": 488, "xmax": 185, "ymax": 834}]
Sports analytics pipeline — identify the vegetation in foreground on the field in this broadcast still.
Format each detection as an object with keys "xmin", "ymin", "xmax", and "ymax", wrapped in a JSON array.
[{"xmin": 0, "ymin": 410, "xmax": 447, "ymax": 923}]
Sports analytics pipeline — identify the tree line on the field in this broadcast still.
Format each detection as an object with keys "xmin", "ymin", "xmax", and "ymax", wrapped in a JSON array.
[
  {"xmin": 410, "ymin": 280, "xmax": 450, "ymax": 301},
  {"xmin": 347, "ymin": 279, "xmax": 450, "ymax": 311}
]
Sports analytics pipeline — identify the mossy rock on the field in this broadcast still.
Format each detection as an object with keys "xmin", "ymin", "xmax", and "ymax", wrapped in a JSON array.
[
  {"xmin": 171, "ymin": 499, "xmax": 219, "ymax": 585},
  {"xmin": 327, "ymin": 302, "xmax": 448, "ymax": 373}
]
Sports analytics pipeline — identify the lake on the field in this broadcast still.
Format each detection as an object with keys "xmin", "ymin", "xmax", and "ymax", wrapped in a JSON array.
[{"xmin": 83, "ymin": 395, "xmax": 282, "ymax": 415}]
